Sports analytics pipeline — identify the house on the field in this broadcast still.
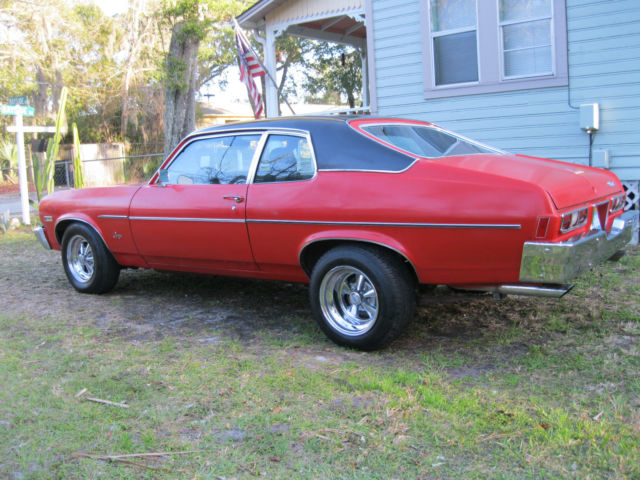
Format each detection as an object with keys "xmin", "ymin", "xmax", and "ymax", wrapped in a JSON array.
[
  {"xmin": 237, "ymin": 0, "xmax": 640, "ymax": 241},
  {"xmin": 198, "ymin": 102, "xmax": 256, "ymax": 126},
  {"xmin": 197, "ymin": 101, "xmax": 352, "ymax": 127}
]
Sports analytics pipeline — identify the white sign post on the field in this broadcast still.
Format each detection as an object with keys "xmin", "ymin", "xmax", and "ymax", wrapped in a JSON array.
[
  {"xmin": 3, "ymin": 104, "xmax": 55, "ymax": 226},
  {"xmin": 14, "ymin": 113, "xmax": 30, "ymax": 225}
]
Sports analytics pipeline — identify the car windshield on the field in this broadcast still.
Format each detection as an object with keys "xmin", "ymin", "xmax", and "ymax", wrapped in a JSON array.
[{"xmin": 361, "ymin": 124, "xmax": 503, "ymax": 158}]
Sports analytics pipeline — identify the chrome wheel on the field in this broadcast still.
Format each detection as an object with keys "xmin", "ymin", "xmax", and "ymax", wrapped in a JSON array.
[
  {"xmin": 66, "ymin": 234, "xmax": 95, "ymax": 283},
  {"xmin": 319, "ymin": 266, "xmax": 379, "ymax": 336}
]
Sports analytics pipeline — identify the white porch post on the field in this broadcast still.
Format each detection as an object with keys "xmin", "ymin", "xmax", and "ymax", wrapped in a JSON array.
[
  {"xmin": 265, "ymin": 27, "xmax": 279, "ymax": 118},
  {"xmin": 361, "ymin": 47, "xmax": 369, "ymax": 108}
]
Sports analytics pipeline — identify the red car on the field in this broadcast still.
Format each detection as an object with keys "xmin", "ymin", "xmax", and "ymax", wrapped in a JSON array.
[{"xmin": 35, "ymin": 117, "xmax": 636, "ymax": 350}]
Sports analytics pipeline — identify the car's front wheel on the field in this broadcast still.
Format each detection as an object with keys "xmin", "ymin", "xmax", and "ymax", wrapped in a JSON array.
[
  {"xmin": 61, "ymin": 223, "xmax": 120, "ymax": 294},
  {"xmin": 309, "ymin": 245, "xmax": 416, "ymax": 350}
]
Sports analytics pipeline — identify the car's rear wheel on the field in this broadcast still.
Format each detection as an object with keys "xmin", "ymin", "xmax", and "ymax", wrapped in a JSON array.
[
  {"xmin": 309, "ymin": 245, "xmax": 416, "ymax": 350},
  {"xmin": 61, "ymin": 223, "xmax": 120, "ymax": 294}
]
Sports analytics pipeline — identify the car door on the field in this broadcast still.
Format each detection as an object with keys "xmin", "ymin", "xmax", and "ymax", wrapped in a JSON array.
[
  {"xmin": 246, "ymin": 132, "xmax": 318, "ymax": 278},
  {"xmin": 129, "ymin": 133, "xmax": 263, "ymax": 273}
]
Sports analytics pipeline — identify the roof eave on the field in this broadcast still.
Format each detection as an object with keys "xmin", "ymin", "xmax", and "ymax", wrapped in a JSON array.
[{"xmin": 237, "ymin": 0, "xmax": 286, "ymax": 28}]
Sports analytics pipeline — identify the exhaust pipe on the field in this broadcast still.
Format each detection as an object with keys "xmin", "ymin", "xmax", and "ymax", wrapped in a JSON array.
[
  {"xmin": 493, "ymin": 284, "xmax": 573, "ymax": 298},
  {"xmin": 419, "ymin": 284, "xmax": 574, "ymax": 303}
]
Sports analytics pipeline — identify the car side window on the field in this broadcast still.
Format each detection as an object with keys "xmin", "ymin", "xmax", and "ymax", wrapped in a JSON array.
[
  {"xmin": 254, "ymin": 134, "xmax": 315, "ymax": 183},
  {"xmin": 167, "ymin": 134, "xmax": 261, "ymax": 185}
]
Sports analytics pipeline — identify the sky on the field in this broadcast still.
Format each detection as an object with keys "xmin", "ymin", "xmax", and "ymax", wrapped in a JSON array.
[{"xmin": 92, "ymin": 0, "xmax": 128, "ymax": 17}]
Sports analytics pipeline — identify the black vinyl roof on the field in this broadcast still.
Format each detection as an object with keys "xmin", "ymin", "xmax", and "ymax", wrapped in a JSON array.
[{"xmin": 193, "ymin": 116, "xmax": 416, "ymax": 172}]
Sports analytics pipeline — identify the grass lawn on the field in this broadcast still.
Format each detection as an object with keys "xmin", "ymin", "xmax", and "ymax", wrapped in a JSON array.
[{"xmin": 0, "ymin": 230, "xmax": 638, "ymax": 479}]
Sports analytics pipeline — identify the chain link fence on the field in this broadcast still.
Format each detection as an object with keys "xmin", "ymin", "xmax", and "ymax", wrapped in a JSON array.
[
  {"xmin": 52, "ymin": 152, "xmax": 165, "ymax": 187},
  {"xmin": 1, "ymin": 143, "xmax": 165, "ymax": 191},
  {"xmin": 52, "ymin": 142, "xmax": 165, "ymax": 187}
]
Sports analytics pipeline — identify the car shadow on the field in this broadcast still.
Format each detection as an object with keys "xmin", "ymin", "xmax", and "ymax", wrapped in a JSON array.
[
  {"xmin": 111, "ymin": 268, "xmax": 317, "ymax": 343},
  {"xmin": 104, "ymin": 268, "xmax": 540, "ymax": 369}
]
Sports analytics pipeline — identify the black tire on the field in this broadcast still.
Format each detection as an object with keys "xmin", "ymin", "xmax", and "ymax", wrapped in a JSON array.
[
  {"xmin": 61, "ymin": 223, "xmax": 120, "ymax": 294},
  {"xmin": 309, "ymin": 245, "xmax": 416, "ymax": 351}
]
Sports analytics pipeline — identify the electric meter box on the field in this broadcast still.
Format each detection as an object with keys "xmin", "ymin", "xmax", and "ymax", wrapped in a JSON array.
[
  {"xmin": 580, "ymin": 103, "xmax": 599, "ymax": 132},
  {"xmin": 592, "ymin": 149, "xmax": 610, "ymax": 169}
]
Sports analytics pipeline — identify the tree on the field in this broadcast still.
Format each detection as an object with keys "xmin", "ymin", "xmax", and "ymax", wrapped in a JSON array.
[
  {"xmin": 120, "ymin": 0, "xmax": 157, "ymax": 139},
  {"xmin": 1, "ymin": 0, "xmax": 248, "ymax": 152},
  {"xmin": 304, "ymin": 43, "xmax": 362, "ymax": 108},
  {"xmin": 162, "ymin": 19, "xmax": 200, "ymax": 156},
  {"xmin": 0, "ymin": 0, "xmax": 167, "ymax": 146},
  {"xmin": 1, "ymin": 0, "xmax": 129, "ymax": 123},
  {"xmin": 160, "ymin": 0, "xmax": 246, "ymax": 156},
  {"xmin": 273, "ymin": 35, "xmax": 313, "ymax": 115}
]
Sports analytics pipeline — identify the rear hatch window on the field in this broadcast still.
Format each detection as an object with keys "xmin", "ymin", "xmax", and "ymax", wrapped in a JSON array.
[{"xmin": 361, "ymin": 124, "xmax": 503, "ymax": 158}]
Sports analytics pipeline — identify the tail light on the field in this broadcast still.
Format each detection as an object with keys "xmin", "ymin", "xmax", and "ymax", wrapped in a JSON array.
[
  {"xmin": 560, "ymin": 207, "xmax": 589, "ymax": 233},
  {"xmin": 535, "ymin": 217, "xmax": 550, "ymax": 238},
  {"xmin": 610, "ymin": 194, "xmax": 626, "ymax": 213}
]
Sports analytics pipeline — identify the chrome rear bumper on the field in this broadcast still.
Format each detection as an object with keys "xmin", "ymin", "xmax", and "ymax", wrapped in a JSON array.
[
  {"xmin": 519, "ymin": 210, "xmax": 636, "ymax": 284},
  {"xmin": 33, "ymin": 226, "xmax": 52, "ymax": 250}
]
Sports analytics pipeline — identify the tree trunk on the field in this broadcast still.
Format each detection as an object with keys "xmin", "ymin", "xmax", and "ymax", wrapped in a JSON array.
[
  {"xmin": 34, "ymin": 66, "xmax": 48, "ymax": 119},
  {"xmin": 277, "ymin": 61, "xmax": 291, "ymax": 117},
  {"xmin": 121, "ymin": 71, "xmax": 131, "ymax": 140},
  {"xmin": 121, "ymin": 0, "xmax": 144, "ymax": 140},
  {"xmin": 52, "ymin": 70, "xmax": 63, "ymax": 114},
  {"xmin": 347, "ymin": 90, "xmax": 355, "ymax": 109},
  {"xmin": 163, "ymin": 21, "xmax": 200, "ymax": 158}
]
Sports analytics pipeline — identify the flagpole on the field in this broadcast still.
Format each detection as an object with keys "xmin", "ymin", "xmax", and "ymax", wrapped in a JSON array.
[{"xmin": 234, "ymin": 19, "xmax": 296, "ymax": 116}]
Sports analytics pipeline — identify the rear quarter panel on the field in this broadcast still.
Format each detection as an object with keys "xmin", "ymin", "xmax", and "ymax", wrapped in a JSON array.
[{"xmin": 246, "ymin": 161, "xmax": 551, "ymax": 285}]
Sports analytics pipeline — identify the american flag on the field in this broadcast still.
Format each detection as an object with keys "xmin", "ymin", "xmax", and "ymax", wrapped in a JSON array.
[{"xmin": 235, "ymin": 23, "xmax": 265, "ymax": 118}]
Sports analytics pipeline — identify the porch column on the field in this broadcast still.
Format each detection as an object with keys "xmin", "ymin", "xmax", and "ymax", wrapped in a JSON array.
[
  {"xmin": 361, "ymin": 47, "xmax": 369, "ymax": 107},
  {"xmin": 265, "ymin": 27, "xmax": 279, "ymax": 118}
]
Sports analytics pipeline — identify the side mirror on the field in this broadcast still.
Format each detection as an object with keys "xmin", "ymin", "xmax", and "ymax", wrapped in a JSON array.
[{"xmin": 158, "ymin": 169, "xmax": 169, "ymax": 185}]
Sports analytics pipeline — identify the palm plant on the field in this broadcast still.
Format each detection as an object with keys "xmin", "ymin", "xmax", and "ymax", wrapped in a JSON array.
[
  {"xmin": 0, "ymin": 139, "xmax": 18, "ymax": 184},
  {"xmin": 35, "ymin": 87, "xmax": 68, "ymax": 202},
  {"xmin": 72, "ymin": 123, "xmax": 84, "ymax": 189}
]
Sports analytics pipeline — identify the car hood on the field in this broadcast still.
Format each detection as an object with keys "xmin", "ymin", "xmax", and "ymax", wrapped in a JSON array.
[{"xmin": 428, "ymin": 153, "xmax": 623, "ymax": 210}]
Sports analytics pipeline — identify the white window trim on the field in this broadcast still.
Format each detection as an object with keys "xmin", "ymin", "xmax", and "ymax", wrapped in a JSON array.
[
  {"xmin": 420, "ymin": 0, "xmax": 568, "ymax": 99},
  {"xmin": 430, "ymin": 4, "xmax": 480, "ymax": 87}
]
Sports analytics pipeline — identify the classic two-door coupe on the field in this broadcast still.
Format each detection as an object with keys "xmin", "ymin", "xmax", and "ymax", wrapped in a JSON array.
[{"xmin": 35, "ymin": 116, "xmax": 636, "ymax": 350}]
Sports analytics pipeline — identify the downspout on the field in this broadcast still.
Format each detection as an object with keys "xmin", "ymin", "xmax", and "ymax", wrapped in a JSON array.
[
  {"xmin": 564, "ymin": 2, "xmax": 596, "ymax": 167},
  {"xmin": 565, "ymin": 2, "xmax": 578, "ymax": 111}
]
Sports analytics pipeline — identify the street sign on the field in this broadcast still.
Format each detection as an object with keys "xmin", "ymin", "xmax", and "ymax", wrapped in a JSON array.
[
  {"xmin": 7, "ymin": 125, "xmax": 56, "ymax": 133},
  {"xmin": 8, "ymin": 96, "xmax": 28, "ymax": 106},
  {"xmin": 1, "ymin": 104, "xmax": 35, "ymax": 116}
]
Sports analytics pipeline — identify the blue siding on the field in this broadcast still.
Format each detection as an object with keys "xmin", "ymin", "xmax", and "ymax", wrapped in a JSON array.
[{"xmin": 371, "ymin": 0, "xmax": 640, "ymax": 181}]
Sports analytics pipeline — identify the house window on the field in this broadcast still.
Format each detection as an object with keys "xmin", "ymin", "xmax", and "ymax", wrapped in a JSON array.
[
  {"xmin": 500, "ymin": 0, "xmax": 553, "ymax": 78},
  {"xmin": 431, "ymin": 0, "xmax": 479, "ymax": 85},
  {"xmin": 421, "ymin": 0, "xmax": 567, "ymax": 98}
]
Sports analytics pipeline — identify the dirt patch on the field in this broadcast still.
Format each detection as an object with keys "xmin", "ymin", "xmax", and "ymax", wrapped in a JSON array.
[{"xmin": 2, "ymin": 232, "xmax": 638, "ymax": 374}]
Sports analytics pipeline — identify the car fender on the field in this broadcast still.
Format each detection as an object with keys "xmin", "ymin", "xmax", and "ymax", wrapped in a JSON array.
[
  {"xmin": 298, "ymin": 229, "xmax": 419, "ymax": 280},
  {"xmin": 54, "ymin": 213, "xmax": 108, "ymax": 248}
]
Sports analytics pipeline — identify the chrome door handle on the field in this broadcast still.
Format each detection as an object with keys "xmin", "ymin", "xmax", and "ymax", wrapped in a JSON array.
[{"xmin": 223, "ymin": 195, "xmax": 244, "ymax": 203}]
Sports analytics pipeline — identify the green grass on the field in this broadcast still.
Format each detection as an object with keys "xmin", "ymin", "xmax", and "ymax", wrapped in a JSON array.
[{"xmin": 1, "ymin": 230, "xmax": 639, "ymax": 479}]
